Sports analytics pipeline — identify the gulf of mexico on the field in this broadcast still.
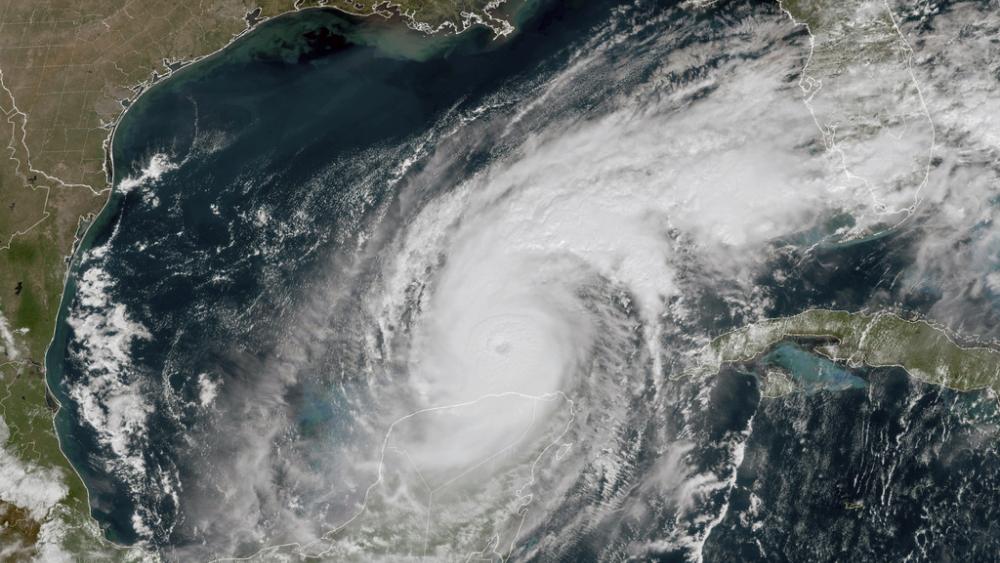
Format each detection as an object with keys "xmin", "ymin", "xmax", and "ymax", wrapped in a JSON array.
[{"xmin": 43, "ymin": 0, "xmax": 616, "ymax": 550}]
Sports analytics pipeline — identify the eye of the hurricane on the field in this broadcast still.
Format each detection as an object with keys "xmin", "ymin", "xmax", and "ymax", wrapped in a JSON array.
[
  {"xmin": 361, "ymin": 114, "xmax": 681, "ymax": 527},
  {"xmin": 393, "ymin": 254, "xmax": 589, "ymax": 484},
  {"xmin": 466, "ymin": 315, "xmax": 558, "ymax": 392}
]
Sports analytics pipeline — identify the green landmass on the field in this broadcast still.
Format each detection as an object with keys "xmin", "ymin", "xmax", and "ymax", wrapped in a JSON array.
[
  {"xmin": 780, "ymin": 0, "xmax": 906, "ymax": 76},
  {"xmin": 699, "ymin": 309, "xmax": 1000, "ymax": 394},
  {"xmin": 0, "ymin": 0, "xmax": 959, "ymax": 558}
]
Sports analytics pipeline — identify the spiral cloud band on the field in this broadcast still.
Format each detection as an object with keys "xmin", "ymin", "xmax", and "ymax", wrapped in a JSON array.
[{"xmin": 56, "ymin": 0, "xmax": 1000, "ymax": 560}]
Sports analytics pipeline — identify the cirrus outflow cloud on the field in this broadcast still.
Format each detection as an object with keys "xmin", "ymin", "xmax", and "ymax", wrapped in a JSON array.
[{"xmin": 57, "ymin": 0, "xmax": 1000, "ymax": 560}]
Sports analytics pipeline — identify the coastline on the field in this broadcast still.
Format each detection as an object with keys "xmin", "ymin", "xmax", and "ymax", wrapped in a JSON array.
[{"xmin": 37, "ymin": 3, "xmax": 525, "ymax": 555}]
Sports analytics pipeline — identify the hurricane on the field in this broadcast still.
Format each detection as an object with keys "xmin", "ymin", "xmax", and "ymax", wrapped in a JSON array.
[{"xmin": 48, "ymin": 0, "xmax": 1000, "ymax": 561}]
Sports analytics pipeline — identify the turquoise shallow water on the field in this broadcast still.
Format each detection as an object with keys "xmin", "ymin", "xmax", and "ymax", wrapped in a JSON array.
[
  {"xmin": 41, "ymin": 1, "xmax": 1000, "ymax": 561},
  {"xmin": 762, "ymin": 342, "xmax": 867, "ymax": 393},
  {"xmin": 45, "ymin": 0, "xmax": 621, "ymax": 550}
]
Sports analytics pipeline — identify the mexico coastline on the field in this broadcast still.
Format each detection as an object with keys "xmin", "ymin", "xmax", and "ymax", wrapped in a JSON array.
[
  {"xmin": 41, "ymin": 0, "xmax": 593, "ymax": 549},
  {"xmin": 29, "ymin": 0, "xmax": 1000, "ymax": 560}
]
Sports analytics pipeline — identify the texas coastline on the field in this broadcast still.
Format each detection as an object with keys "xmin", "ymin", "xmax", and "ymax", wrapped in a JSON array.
[{"xmin": 39, "ymin": 6, "xmax": 518, "ymax": 549}]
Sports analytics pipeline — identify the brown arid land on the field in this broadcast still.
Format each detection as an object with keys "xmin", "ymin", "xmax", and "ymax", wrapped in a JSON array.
[
  {"xmin": 0, "ymin": 1, "xmax": 513, "ymax": 558},
  {"xmin": 0, "ymin": 0, "xmax": 987, "ymax": 558}
]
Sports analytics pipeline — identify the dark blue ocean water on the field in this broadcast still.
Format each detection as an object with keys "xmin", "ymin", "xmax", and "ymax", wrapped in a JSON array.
[
  {"xmin": 42, "ymin": 1, "xmax": 1000, "ymax": 560},
  {"xmin": 45, "ymin": 0, "xmax": 629, "ymax": 549}
]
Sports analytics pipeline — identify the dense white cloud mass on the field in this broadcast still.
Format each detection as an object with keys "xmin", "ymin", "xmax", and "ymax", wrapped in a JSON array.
[
  {"xmin": 894, "ymin": 2, "xmax": 1000, "ymax": 335},
  {"xmin": 0, "ymin": 417, "xmax": 68, "ymax": 521},
  {"xmin": 59, "ymin": 0, "xmax": 1000, "ymax": 560},
  {"xmin": 183, "ymin": 1, "xmax": 951, "ymax": 559}
]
